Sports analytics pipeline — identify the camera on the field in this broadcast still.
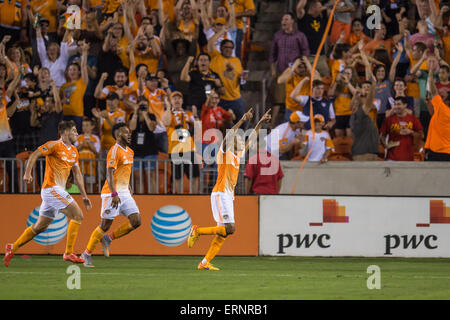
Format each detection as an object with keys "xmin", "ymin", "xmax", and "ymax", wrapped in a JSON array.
[
  {"xmin": 138, "ymin": 104, "xmax": 147, "ymax": 111},
  {"xmin": 175, "ymin": 124, "xmax": 189, "ymax": 142}
]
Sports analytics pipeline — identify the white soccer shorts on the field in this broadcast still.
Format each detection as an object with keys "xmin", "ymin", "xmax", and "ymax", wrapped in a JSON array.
[
  {"xmin": 211, "ymin": 191, "xmax": 235, "ymax": 225},
  {"xmin": 39, "ymin": 186, "xmax": 74, "ymax": 219},
  {"xmin": 100, "ymin": 193, "xmax": 140, "ymax": 220}
]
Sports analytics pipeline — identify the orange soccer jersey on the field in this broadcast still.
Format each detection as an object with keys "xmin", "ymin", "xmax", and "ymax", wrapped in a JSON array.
[
  {"xmin": 101, "ymin": 143, "xmax": 134, "ymax": 195},
  {"xmin": 38, "ymin": 140, "xmax": 79, "ymax": 189},
  {"xmin": 212, "ymin": 147, "xmax": 242, "ymax": 195}
]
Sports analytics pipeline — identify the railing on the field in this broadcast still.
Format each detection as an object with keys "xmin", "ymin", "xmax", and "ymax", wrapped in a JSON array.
[{"xmin": 0, "ymin": 158, "xmax": 247, "ymax": 195}]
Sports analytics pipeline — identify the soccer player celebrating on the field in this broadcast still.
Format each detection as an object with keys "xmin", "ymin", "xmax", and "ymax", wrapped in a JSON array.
[
  {"xmin": 4, "ymin": 120, "xmax": 92, "ymax": 267},
  {"xmin": 80, "ymin": 123, "xmax": 141, "ymax": 267},
  {"xmin": 187, "ymin": 108, "xmax": 271, "ymax": 270}
]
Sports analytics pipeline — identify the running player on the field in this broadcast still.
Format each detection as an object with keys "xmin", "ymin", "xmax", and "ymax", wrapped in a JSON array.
[
  {"xmin": 4, "ymin": 120, "xmax": 92, "ymax": 267},
  {"xmin": 187, "ymin": 108, "xmax": 271, "ymax": 270},
  {"xmin": 80, "ymin": 123, "xmax": 141, "ymax": 267}
]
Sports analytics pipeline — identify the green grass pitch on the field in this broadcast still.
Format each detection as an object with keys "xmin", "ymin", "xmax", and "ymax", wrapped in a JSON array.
[{"xmin": 1, "ymin": 255, "xmax": 450, "ymax": 300}]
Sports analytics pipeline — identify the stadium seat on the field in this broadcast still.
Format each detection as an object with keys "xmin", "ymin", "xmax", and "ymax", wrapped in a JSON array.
[{"xmin": 330, "ymin": 136, "xmax": 353, "ymax": 161}]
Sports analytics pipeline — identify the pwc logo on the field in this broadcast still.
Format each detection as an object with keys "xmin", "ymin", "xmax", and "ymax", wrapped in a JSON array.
[
  {"xmin": 277, "ymin": 199, "xmax": 347, "ymax": 254},
  {"xmin": 384, "ymin": 200, "xmax": 446, "ymax": 255},
  {"xmin": 416, "ymin": 200, "xmax": 450, "ymax": 227},
  {"xmin": 310, "ymin": 199, "xmax": 349, "ymax": 226}
]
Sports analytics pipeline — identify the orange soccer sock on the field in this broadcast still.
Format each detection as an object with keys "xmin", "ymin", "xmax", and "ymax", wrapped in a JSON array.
[
  {"xmin": 196, "ymin": 226, "xmax": 227, "ymax": 237},
  {"xmin": 65, "ymin": 220, "xmax": 82, "ymax": 255},
  {"xmin": 110, "ymin": 221, "xmax": 134, "ymax": 240},
  {"xmin": 203, "ymin": 235, "xmax": 226, "ymax": 264},
  {"xmin": 12, "ymin": 226, "xmax": 37, "ymax": 253},
  {"xmin": 86, "ymin": 227, "xmax": 105, "ymax": 254}
]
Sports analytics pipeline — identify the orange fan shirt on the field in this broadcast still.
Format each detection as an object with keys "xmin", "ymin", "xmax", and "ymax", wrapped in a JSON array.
[
  {"xmin": 212, "ymin": 147, "xmax": 242, "ymax": 195},
  {"xmin": 101, "ymin": 143, "xmax": 134, "ymax": 195},
  {"xmin": 0, "ymin": 95, "xmax": 13, "ymax": 143},
  {"xmin": 38, "ymin": 140, "xmax": 79, "ymax": 189},
  {"xmin": 61, "ymin": 78, "xmax": 88, "ymax": 117},
  {"xmin": 100, "ymin": 85, "xmax": 137, "ymax": 115},
  {"xmin": 100, "ymin": 108, "xmax": 126, "ymax": 151},
  {"xmin": 425, "ymin": 95, "xmax": 450, "ymax": 154},
  {"xmin": 285, "ymin": 73, "xmax": 309, "ymax": 112}
]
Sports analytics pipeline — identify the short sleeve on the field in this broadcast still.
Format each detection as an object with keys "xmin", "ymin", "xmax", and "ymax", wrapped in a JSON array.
[
  {"xmin": 38, "ymin": 141, "xmax": 57, "ymax": 156},
  {"xmin": 107, "ymin": 147, "xmax": 119, "ymax": 169}
]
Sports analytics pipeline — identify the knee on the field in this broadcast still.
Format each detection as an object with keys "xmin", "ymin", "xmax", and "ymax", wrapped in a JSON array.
[
  {"xmin": 74, "ymin": 211, "xmax": 84, "ymax": 222},
  {"xmin": 225, "ymin": 223, "xmax": 235, "ymax": 235},
  {"xmin": 32, "ymin": 224, "xmax": 48, "ymax": 234}
]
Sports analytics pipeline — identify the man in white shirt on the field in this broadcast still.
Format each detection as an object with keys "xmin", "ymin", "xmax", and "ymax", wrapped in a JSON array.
[{"xmin": 265, "ymin": 111, "xmax": 308, "ymax": 160}]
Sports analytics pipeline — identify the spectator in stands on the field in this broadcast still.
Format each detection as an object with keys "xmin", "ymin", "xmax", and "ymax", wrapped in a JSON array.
[
  {"xmin": 180, "ymin": 54, "xmax": 224, "ymax": 115},
  {"xmin": 61, "ymin": 41, "xmax": 89, "ymax": 132},
  {"xmin": 35, "ymin": 26, "xmax": 71, "ymax": 87},
  {"xmin": 94, "ymin": 69, "xmax": 137, "ymax": 116},
  {"xmin": 67, "ymin": 39, "xmax": 98, "ymax": 118},
  {"xmin": 75, "ymin": 118, "xmax": 101, "ymax": 185},
  {"xmin": 97, "ymin": 26, "xmax": 125, "ymax": 87},
  {"xmin": 245, "ymin": 137, "xmax": 283, "ymax": 195},
  {"xmin": 0, "ymin": 38, "xmax": 31, "ymax": 81},
  {"xmin": 290, "ymin": 78, "xmax": 336, "ymax": 131},
  {"xmin": 220, "ymin": 0, "xmax": 256, "ymax": 59},
  {"xmin": 437, "ymin": 64, "xmax": 450, "ymax": 101},
  {"xmin": 92, "ymin": 92, "xmax": 126, "ymax": 182},
  {"xmin": 302, "ymin": 114, "xmax": 334, "ymax": 163},
  {"xmin": 296, "ymin": 0, "xmax": 331, "ymax": 77},
  {"xmin": 363, "ymin": 22, "xmax": 402, "ymax": 62},
  {"xmin": 277, "ymin": 56, "xmax": 318, "ymax": 122},
  {"xmin": 133, "ymin": 26, "xmax": 161, "ymax": 75},
  {"xmin": 0, "ymin": 70, "xmax": 19, "ymax": 192},
  {"xmin": 269, "ymin": 12, "xmax": 310, "ymax": 129},
  {"xmin": 201, "ymin": 3, "xmax": 237, "ymax": 56},
  {"xmin": 328, "ymin": 66, "xmax": 357, "ymax": 137},
  {"xmin": 380, "ymin": 96, "xmax": 424, "ymax": 161},
  {"xmin": 30, "ymin": 79, "xmax": 63, "ymax": 147},
  {"xmin": 162, "ymin": 91, "xmax": 199, "ymax": 194},
  {"xmin": 424, "ymin": 58, "xmax": 450, "ymax": 161},
  {"xmin": 347, "ymin": 18, "xmax": 371, "ymax": 47},
  {"xmin": 139, "ymin": 73, "xmax": 169, "ymax": 154},
  {"xmin": 208, "ymin": 31, "xmax": 246, "ymax": 121},
  {"xmin": 350, "ymin": 80, "xmax": 380, "ymax": 161},
  {"xmin": 379, "ymin": 0, "xmax": 409, "ymax": 38},
  {"xmin": 327, "ymin": 0, "xmax": 355, "ymax": 44},
  {"xmin": 11, "ymin": 73, "xmax": 40, "ymax": 154},
  {"xmin": 129, "ymin": 96, "xmax": 159, "ymax": 193},
  {"xmin": 0, "ymin": 0, "xmax": 24, "ymax": 44},
  {"xmin": 200, "ymin": 89, "xmax": 235, "ymax": 166},
  {"xmin": 174, "ymin": 0, "xmax": 200, "ymax": 42},
  {"xmin": 163, "ymin": 37, "xmax": 196, "ymax": 98},
  {"xmin": 265, "ymin": 111, "xmax": 307, "ymax": 160}
]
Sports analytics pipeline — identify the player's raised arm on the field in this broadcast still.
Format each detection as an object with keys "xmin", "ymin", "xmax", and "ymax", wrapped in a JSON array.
[
  {"xmin": 222, "ymin": 108, "xmax": 253, "ymax": 151},
  {"xmin": 71, "ymin": 164, "xmax": 92, "ymax": 210},
  {"xmin": 245, "ymin": 109, "xmax": 271, "ymax": 152}
]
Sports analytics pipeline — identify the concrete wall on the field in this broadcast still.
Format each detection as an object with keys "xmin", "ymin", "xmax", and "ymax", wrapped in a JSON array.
[{"xmin": 280, "ymin": 161, "xmax": 450, "ymax": 196}]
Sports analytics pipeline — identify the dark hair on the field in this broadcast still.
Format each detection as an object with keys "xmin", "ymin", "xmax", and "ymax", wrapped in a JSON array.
[
  {"xmin": 112, "ymin": 122, "xmax": 127, "ymax": 140},
  {"xmin": 220, "ymin": 39, "xmax": 234, "ymax": 49},
  {"xmin": 58, "ymin": 120, "xmax": 76, "ymax": 136},
  {"xmin": 114, "ymin": 67, "xmax": 128, "ymax": 76},
  {"xmin": 136, "ymin": 63, "xmax": 148, "ymax": 73},
  {"xmin": 82, "ymin": 117, "xmax": 96, "ymax": 126},
  {"xmin": 440, "ymin": 65, "xmax": 450, "ymax": 73},
  {"xmin": 393, "ymin": 77, "xmax": 407, "ymax": 86},
  {"xmin": 394, "ymin": 96, "xmax": 408, "ymax": 105},
  {"xmin": 197, "ymin": 52, "xmax": 211, "ymax": 61},
  {"xmin": 413, "ymin": 42, "xmax": 427, "ymax": 53},
  {"xmin": 312, "ymin": 79, "xmax": 324, "ymax": 88},
  {"xmin": 334, "ymin": 43, "xmax": 351, "ymax": 60},
  {"xmin": 373, "ymin": 64, "xmax": 387, "ymax": 82},
  {"xmin": 24, "ymin": 73, "xmax": 37, "ymax": 83},
  {"xmin": 351, "ymin": 18, "xmax": 363, "ymax": 27},
  {"xmin": 283, "ymin": 12, "xmax": 296, "ymax": 21},
  {"xmin": 137, "ymin": 95, "xmax": 149, "ymax": 103}
]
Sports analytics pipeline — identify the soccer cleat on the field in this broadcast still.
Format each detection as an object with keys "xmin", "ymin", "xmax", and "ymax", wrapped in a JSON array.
[
  {"xmin": 198, "ymin": 261, "xmax": 220, "ymax": 271},
  {"xmin": 101, "ymin": 234, "xmax": 111, "ymax": 257},
  {"xmin": 63, "ymin": 253, "xmax": 85, "ymax": 264},
  {"xmin": 187, "ymin": 225, "xmax": 199, "ymax": 248},
  {"xmin": 80, "ymin": 252, "xmax": 94, "ymax": 268},
  {"xmin": 4, "ymin": 243, "xmax": 14, "ymax": 267}
]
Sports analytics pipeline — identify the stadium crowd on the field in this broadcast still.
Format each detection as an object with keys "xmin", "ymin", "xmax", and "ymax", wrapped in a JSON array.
[{"xmin": 0, "ymin": 0, "xmax": 449, "ymax": 195}]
